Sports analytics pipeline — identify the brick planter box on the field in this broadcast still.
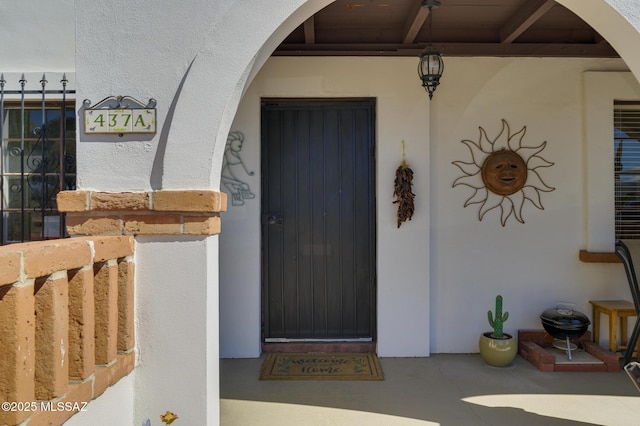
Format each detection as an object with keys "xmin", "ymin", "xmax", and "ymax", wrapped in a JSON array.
[{"xmin": 518, "ymin": 329, "xmax": 620, "ymax": 372}]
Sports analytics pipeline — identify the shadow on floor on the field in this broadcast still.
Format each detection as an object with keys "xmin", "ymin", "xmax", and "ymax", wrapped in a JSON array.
[{"xmin": 220, "ymin": 354, "xmax": 640, "ymax": 426}]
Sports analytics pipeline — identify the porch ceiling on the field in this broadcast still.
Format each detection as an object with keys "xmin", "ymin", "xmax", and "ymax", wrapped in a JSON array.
[{"xmin": 273, "ymin": 0, "xmax": 619, "ymax": 58}]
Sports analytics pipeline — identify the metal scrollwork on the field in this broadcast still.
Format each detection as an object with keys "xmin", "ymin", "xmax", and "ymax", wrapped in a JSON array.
[
  {"xmin": 83, "ymin": 95, "xmax": 156, "ymax": 110},
  {"xmin": 0, "ymin": 72, "xmax": 75, "ymax": 243},
  {"xmin": 452, "ymin": 119, "xmax": 555, "ymax": 226},
  {"xmin": 222, "ymin": 131, "xmax": 255, "ymax": 206}
]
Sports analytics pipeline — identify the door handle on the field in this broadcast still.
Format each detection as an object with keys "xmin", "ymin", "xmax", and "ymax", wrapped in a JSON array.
[{"xmin": 265, "ymin": 214, "xmax": 283, "ymax": 225}]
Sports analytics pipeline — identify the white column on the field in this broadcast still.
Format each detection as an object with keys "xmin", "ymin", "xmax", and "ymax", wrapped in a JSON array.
[{"xmin": 134, "ymin": 236, "xmax": 219, "ymax": 425}]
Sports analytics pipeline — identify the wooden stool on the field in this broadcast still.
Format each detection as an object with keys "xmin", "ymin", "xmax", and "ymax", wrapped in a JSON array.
[{"xmin": 589, "ymin": 300, "xmax": 639, "ymax": 354}]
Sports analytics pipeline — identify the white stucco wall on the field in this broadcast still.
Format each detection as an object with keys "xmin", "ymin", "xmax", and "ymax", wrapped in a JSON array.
[
  {"xmin": 134, "ymin": 236, "xmax": 219, "ymax": 426},
  {"xmin": 220, "ymin": 56, "xmax": 640, "ymax": 357},
  {"xmin": 63, "ymin": 373, "xmax": 134, "ymax": 426},
  {"xmin": 73, "ymin": 0, "xmax": 330, "ymax": 192},
  {"xmin": 430, "ymin": 58, "xmax": 635, "ymax": 353},
  {"xmin": 221, "ymin": 57, "xmax": 431, "ymax": 358},
  {"xmin": 0, "ymin": 0, "xmax": 76, "ymax": 97},
  {"xmin": 0, "ymin": 0, "xmax": 75, "ymax": 72}
]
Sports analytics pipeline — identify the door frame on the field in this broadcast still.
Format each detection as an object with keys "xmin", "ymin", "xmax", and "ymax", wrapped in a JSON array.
[{"xmin": 260, "ymin": 97, "xmax": 377, "ymax": 347}]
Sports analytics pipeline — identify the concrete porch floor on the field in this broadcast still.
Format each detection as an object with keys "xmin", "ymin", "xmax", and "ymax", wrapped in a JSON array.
[{"xmin": 220, "ymin": 354, "xmax": 640, "ymax": 425}]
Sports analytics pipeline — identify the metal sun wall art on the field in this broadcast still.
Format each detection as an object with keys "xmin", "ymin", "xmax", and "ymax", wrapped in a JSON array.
[
  {"xmin": 452, "ymin": 120, "xmax": 555, "ymax": 226},
  {"xmin": 222, "ymin": 131, "xmax": 255, "ymax": 206}
]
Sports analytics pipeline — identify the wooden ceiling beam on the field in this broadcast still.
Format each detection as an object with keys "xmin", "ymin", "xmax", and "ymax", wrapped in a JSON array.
[
  {"xmin": 274, "ymin": 42, "xmax": 619, "ymax": 58},
  {"xmin": 594, "ymin": 33, "xmax": 608, "ymax": 44},
  {"xmin": 304, "ymin": 16, "xmax": 315, "ymax": 44},
  {"xmin": 402, "ymin": 1, "xmax": 430, "ymax": 44},
  {"xmin": 500, "ymin": 0, "xmax": 556, "ymax": 44}
]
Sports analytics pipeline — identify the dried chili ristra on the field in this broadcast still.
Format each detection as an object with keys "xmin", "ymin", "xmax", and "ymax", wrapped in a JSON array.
[{"xmin": 393, "ymin": 161, "xmax": 415, "ymax": 228}]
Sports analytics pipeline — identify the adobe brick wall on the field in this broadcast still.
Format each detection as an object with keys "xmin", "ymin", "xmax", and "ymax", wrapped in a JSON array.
[
  {"xmin": 0, "ymin": 236, "xmax": 135, "ymax": 426},
  {"xmin": 34, "ymin": 274, "xmax": 70, "ymax": 400},
  {"xmin": 58, "ymin": 190, "xmax": 227, "ymax": 236},
  {"xmin": 0, "ymin": 285, "xmax": 35, "ymax": 425},
  {"xmin": 68, "ymin": 268, "xmax": 96, "ymax": 381}
]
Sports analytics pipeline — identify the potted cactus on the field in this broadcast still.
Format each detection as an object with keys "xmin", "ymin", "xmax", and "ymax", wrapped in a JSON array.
[{"xmin": 479, "ymin": 295, "xmax": 517, "ymax": 367}]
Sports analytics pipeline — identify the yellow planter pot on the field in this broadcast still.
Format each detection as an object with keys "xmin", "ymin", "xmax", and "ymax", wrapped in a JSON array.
[{"xmin": 479, "ymin": 332, "xmax": 517, "ymax": 367}]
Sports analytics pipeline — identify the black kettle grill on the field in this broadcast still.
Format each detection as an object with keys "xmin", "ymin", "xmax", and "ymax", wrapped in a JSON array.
[{"xmin": 540, "ymin": 304, "xmax": 591, "ymax": 360}]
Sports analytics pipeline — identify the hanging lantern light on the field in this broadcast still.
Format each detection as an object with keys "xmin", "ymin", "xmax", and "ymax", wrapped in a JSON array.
[
  {"xmin": 418, "ymin": 0, "xmax": 444, "ymax": 99},
  {"xmin": 418, "ymin": 48, "xmax": 444, "ymax": 99}
]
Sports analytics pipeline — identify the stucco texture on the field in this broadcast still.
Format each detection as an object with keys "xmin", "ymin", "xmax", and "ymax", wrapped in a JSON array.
[{"xmin": 221, "ymin": 56, "xmax": 637, "ymax": 358}]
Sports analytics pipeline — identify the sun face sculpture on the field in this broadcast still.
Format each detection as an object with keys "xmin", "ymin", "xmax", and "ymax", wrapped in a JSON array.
[{"xmin": 452, "ymin": 120, "xmax": 555, "ymax": 226}]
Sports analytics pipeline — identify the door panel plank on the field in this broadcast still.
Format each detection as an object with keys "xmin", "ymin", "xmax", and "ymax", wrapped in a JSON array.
[
  {"xmin": 296, "ymin": 110, "xmax": 314, "ymax": 336},
  {"xmin": 281, "ymin": 109, "xmax": 299, "ymax": 337},
  {"xmin": 265, "ymin": 109, "xmax": 284, "ymax": 337}
]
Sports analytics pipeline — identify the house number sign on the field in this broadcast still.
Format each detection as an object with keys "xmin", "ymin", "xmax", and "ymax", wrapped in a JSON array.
[{"xmin": 83, "ymin": 95, "xmax": 157, "ymax": 135}]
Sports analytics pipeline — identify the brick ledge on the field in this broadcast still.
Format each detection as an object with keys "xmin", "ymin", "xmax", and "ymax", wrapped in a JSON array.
[{"xmin": 57, "ymin": 190, "xmax": 227, "ymax": 236}]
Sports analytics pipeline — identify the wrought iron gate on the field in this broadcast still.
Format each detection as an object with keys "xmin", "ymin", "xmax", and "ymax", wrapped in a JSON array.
[{"xmin": 0, "ymin": 73, "xmax": 76, "ymax": 245}]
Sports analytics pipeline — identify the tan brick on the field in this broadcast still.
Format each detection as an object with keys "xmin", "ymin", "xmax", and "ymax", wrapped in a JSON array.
[
  {"xmin": 0, "ymin": 285, "xmax": 35, "ymax": 426},
  {"xmin": 88, "ymin": 236, "xmax": 135, "ymax": 262},
  {"xmin": 123, "ymin": 214, "xmax": 181, "ymax": 235},
  {"xmin": 91, "ymin": 191, "xmax": 150, "ymax": 211},
  {"xmin": 183, "ymin": 215, "xmax": 222, "ymax": 235},
  {"xmin": 23, "ymin": 239, "xmax": 92, "ymax": 278},
  {"xmin": 219, "ymin": 191, "xmax": 228, "ymax": 212},
  {"xmin": 27, "ymin": 379, "xmax": 93, "ymax": 426},
  {"xmin": 66, "ymin": 215, "xmax": 123, "ymax": 236},
  {"xmin": 68, "ymin": 268, "xmax": 96, "ymax": 380},
  {"xmin": 94, "ymin": 263, "xmax": 118, "ymax": 365},
  {"xmin": 65, "ymin": 378, "xmax": 93, "ymax": 408},
  {"xmin": 57, "ymin": 190, "xmax": 90, "ymax": 212},
  {"xmin": 34, "ymin": 276, "xmax": 69, "ymax": 400},
  {"xmin": 0, "ymin": 250, "xmax": 21, "ymax": 286},
  {"xmin": 153, "ymin": 190, "xmax": 226, "ymax": 212},
  {"xmin": 117, "ymin": 260, "xmax": 135, "ymax": 352},
  {"xmin": 93, "ymin": 351, "xmax": 135, "ymax": 398}
]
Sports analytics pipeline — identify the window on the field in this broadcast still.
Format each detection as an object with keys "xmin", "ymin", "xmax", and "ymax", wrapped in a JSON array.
[
  {"xmin": 615, "ymin": 102, "xmax": 640, "ymax": 239},
  {"xmin": 1, "ymin": 103, "xmax": 76, "ymax": 244}
]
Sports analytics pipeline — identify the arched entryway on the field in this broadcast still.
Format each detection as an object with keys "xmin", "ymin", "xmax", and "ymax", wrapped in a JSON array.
[
  {"xmin": 70, "ymin": 1, "xmax": 640, "ymax": 425},
  {"xmin": 217, "ymin": 0, "xmax": 640, "ymax": 360}
]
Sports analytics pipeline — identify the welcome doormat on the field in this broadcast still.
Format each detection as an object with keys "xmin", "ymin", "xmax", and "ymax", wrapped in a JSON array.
[{"xmin": 259, "ymin": 352, "xmax": 384, "ymax": 381}]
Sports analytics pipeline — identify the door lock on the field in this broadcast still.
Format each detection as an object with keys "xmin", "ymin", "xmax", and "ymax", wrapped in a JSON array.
[{"xmin": 265, "ymin": 214, "xmax": 283, "ymax": 225}]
